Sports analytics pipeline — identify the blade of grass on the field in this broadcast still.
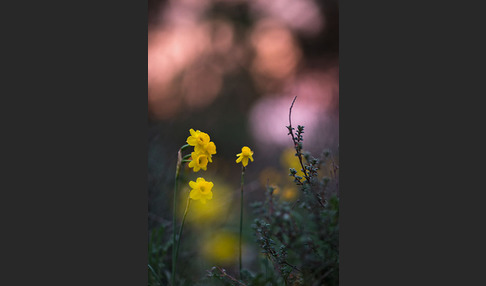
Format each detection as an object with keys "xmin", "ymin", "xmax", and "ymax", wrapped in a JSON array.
[{"xmin": 148, "ymin": 264, "xmax": 162, "ymax": 286}]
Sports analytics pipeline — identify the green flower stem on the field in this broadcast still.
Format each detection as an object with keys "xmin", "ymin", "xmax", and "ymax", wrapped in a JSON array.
[
  {"xmin": 171, "ymin": 147, "xmax": 184, "ymax": 286},
  {"xmin": 182, "ymin": 153, "xmax": 192, "ymax": 160},
  {"xmin": 239, "ymin": 166, "xmax": 246, "ymax": 279},
  {"xmin": 171, "ymin": 170, "xmax": 179, "ymax": 285},
  {"xmin": 175, "ymin": 196, "xmax": 191, "ymax": 264},
  {"xmin": 180, "ymin": 144, "xmax": 191, "ymax": 151}
]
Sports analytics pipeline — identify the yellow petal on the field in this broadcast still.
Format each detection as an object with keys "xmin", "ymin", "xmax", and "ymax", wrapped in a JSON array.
[
  {"xmin": 201, "ymin": 182, "xmax": 211, "ymax": 192},
  {"xmin": 190, "ymin": 129, "xmax": 197, "ymax": 136},
  {"xmin": 194, "ymin": 145, "xmax": 204, "ymax": 153},
  {"xmin": 190, "ymin": 189, "xmax": 201, "ymax": 200},
  {"xmin": 241, "ymin": 146, "xmax": 252, "ymax": 156},
  {"xmin": 206, "ymin": 142, "xmax": 216, "ymax": 155},
  {"xmin": 189, "ymin": 181, "xmax": 197, "ymax": 189},
  {"xmin": 236, "ymin": 156, "xmax": 243, "ymax": 163},
  {"xmin": 206, "ymin": 191, "xmax": 213, "ymax": 200},
  {"xmin": 242, "ymin": 157, "xmax": 248, "ymax": 167},
  {"xmin": 199, "ymin": 132, "xmax": 210, "ymax": 144},
  {"xmin": 198, "ymin": 155, "xmax": 208, "ymax": 168},
  {"xmin": 188, "ymin": 160, "xmax": 195, "ymax": 168},
  {"xmin": 187, "ymin": 136, "xmax": 197, "ymax": 146}
]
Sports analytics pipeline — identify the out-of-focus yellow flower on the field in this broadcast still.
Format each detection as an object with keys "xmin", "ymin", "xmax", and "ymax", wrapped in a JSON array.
[
  {"xmin": 236, "ymin": 146, "xmax": 254, "ymax": 167},
  {"xmin": 273, "ymin": 185, "xmax": 299, "ymax": 201},
  {"xmin": 188, "ymin": 151, "xmax": 209, "ymax": 172},
  {"xmin": 187, "ymin": 128, "xmax": 216, "ymax": 154},
  {"xmin": 201, "ymin": 232, "xmax": 238, "ymax": 263},
  {"xmin": 189, "ymin": 177, "xmax": 214, "ymax": 204},
  {"xmin": 281, "ymin": 148, "xmax": 304, "ymax": 178},
  {"xmin": 281, "ymin": 186, "xmax": 298, "ymax": 201}
]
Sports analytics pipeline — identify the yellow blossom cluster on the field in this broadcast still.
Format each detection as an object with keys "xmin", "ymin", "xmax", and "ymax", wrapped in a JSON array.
[
  {"xmin": 185, "ymin": 128, "xmax": 216, "ymax": 204},
  {"xmin": 186, "ymin": 128, "xmax": 216, "ymax": 172}
]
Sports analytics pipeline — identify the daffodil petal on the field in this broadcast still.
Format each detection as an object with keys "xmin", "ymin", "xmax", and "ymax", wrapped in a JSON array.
[
  {"xmin": 194, "ymin": 145, "xmax": 204, "ymax": 153},
  {"xmin": 206, "ymin": 142, "xmax": 216, "ymax": 155},
  {"xmin": 190, "ymin": 189, "xmax": 201, "ymax": 200},
  {"xmin": 187, "ymin": 136, "xmax": 197, "ymax": 146}
]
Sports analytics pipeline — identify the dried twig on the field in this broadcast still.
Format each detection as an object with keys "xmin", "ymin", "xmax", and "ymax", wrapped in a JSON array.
[{"xmin": 288, "ymin": 96, "xmax": 311, "ymax": 183}]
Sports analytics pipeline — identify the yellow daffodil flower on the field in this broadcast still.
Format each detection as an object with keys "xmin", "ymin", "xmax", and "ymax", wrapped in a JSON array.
[
  {"xmin": 188, "ymin": 151, "xmax": 210, "ymax": 172},
  {"xmin": 236, "ymin": 146, "xmax": 254, "ymax": 167},
  {"xmin": 189, "ymin": 177, "xmax": 214, "ymax": 204},
  {"xmin": 202, "ymin": 232, "xmax": 238, "ymax": 263},
  {"xmin": 187, "ymin": 129, "xmax": 211, "ymax": 153}
]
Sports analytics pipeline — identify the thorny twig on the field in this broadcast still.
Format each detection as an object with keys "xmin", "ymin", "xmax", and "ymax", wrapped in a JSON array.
[
  {"xmin": 288, "ymin": 96, "xmax": 310, "ymax": 183},
  {"xmin": 283, "ymin": 261, "xmax": 302, "ymax": 273},
  {"xmin": 288, "ymin": 96, "xmax": 325, "ymax": 208}
]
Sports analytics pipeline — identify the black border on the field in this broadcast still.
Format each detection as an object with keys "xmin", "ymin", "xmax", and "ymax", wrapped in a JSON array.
[
  {"xmin": 340, "ymin": 0, "xmax": 484, "ymax": 284},
  {"xmin": 3, "ymin": 0, "xmax": 148, "ymax": 284}
]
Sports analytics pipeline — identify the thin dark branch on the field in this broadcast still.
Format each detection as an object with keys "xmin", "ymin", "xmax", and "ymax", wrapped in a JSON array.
[
  {"xmin": 283, "ymin": 261, "xmax": 302, "ymax": 273},
  {"xmin": 288, "ymin": 97, "xmax": 325, "ymax": 208},
  {"xmin": 288, "ymin": 96, "xmax": 297, "ymax": 127},
  {"xmin": 288, "ymin": 96, "xmax": 311, "ymax": 183}
]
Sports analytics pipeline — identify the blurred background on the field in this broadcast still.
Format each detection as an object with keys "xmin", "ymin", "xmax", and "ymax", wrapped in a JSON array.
[{"xmin": 148, "ymin": 0, "xmax": 339, "ymax": 283}]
